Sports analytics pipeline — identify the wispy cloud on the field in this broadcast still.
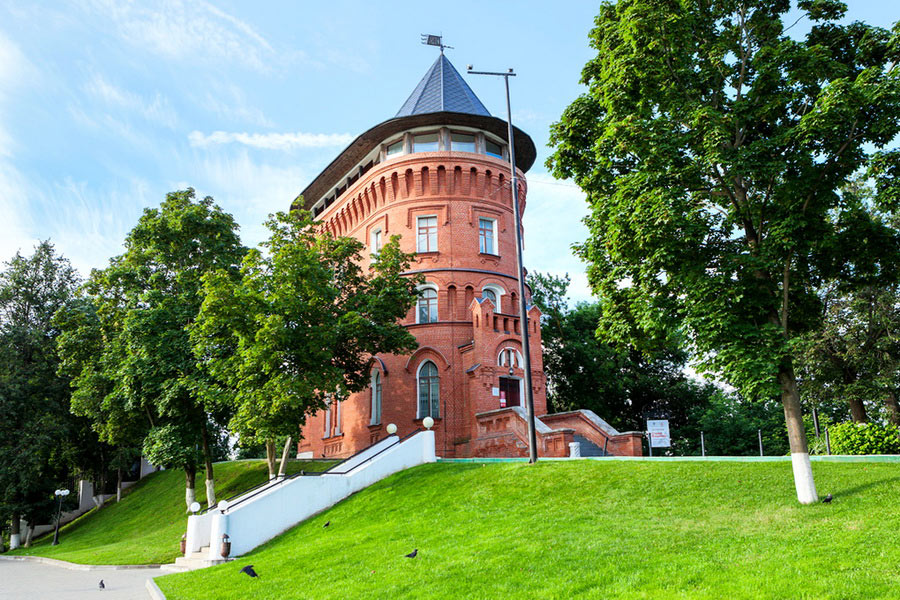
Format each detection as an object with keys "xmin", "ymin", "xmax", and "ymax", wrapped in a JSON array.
[
  {"xmin": 188, "ymin": 150, "xmax": 309, "ymax": 247},
  {"xmin": 196, "ymin": 83, "xmax": 273, "ymax": 128},
  {"xmin": 83, "ymin": 73, "xmax": 177, "ymax": 129},
  {"xmin": 0, "ymin": 33, "xmax": 38, "ymax": 259},
  {"xmin": 188, "ymin": 130, "xmax": 354, "ymax": 151},
  {"xmin": 523, "ymin": 173, "xmax": 595, "ymax": 303},
  {"xmin": 82, "ymin": 0, "xmax": 274, "ymax": 71}
]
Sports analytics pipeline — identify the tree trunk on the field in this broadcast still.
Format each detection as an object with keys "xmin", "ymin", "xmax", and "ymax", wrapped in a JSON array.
[
  {"xmin": 848, "ymin": 397, "xmax": 868, "ymax": 423},
  {"xmin": 778, "ymin": 362, "xmax": 818, "ymax": 504},
  {"xmin": 200, "ymin": 423, "xmax": 216, "ymax": 506},
  {"xmin": 884, "ymin": 390, "xmax": 900, "ymax": 426},
  {"xmin": 266, "ymin": 440, "xmax": 277, "ymax": 480},
  {"xmin": 0, "ymin": 525, "xmax": 5, "ymax": 552},
  {"xmin": 277, "ymin": 436, "xmax": 293, "ymax": 478},
  {"xmin": 23, "ymin": 523, "xmax": 34, "ymax": 548},
  {"xmin": 116, "ymin": 468, "xmax": 123, "ymax": 503},
  {"xmin": 185, "ymin": 467, "xmax": 196, "ymax": 511},
  {"xmin": 9, "ymin": 512, "xmax": 20, "ymax": 549}
]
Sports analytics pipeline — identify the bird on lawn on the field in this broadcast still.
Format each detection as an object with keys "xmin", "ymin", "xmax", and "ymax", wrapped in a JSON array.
[
  {"xmin": 823, "ymin": 494, "xmax": 833, "ymax": 503},
  {"xmin": 323, "ymin": 521, "xmax": 330, "ymax": 528},
  {"xmin": 240, "ymin": 565, "xmax": 260, "ymax": 578},
  {"xmin": 99, "ymin": 580, "xmax": 105, "ymax": 590},
  {"xmin": 405, "ymin": 549, "xmax": 418, "ymax": 559}
]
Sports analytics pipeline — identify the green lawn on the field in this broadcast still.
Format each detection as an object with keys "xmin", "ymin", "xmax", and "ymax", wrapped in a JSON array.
[
  {"xmin": 155, "ymin": 460, "xmax": 900, "ymax": 600},
  {"xmin": 6, "ymin": 459, "xmax": 335, "ymax": 565}
]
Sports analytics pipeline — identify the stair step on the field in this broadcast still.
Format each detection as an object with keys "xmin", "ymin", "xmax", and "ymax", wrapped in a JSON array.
[{"xmin": 573, "ymin": 434, "xmax": 609, "ymax": 457}]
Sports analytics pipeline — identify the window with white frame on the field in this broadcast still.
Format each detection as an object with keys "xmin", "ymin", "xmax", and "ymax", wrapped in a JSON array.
[
  {"xmin": 482, "ymin": 285, "xmax": 504, "ymax": 312},
  {"xmin": 371, "ymin": 228, "xmax": 383, "ymax": 254},
  {"xmin": 323, "ymin": 395, "xmax": 332, "ymax": 437},
  {"xmin": 417, "ymin": 287, "xmax": 438, "ymax": 323},
  {"xmin": 334, "ymin": 398, "xmax": 342, "ymax": 436},
  {"xmin": 498, "ymin": 347, "xmax": 523, "ymax": 369},
  {"xmin": 370, "ymin": 369, "xmax": 382, "ymax": 425},
  {"xmin": 417, "ymin": 360, "xmax": 440, "ymax": 419},
  {"xmin": 478, "ymin": 217, "xmax": 497, "ymax": 255},
  {"xmin": 417, "ymin": 216, "xmax": 437, "ymax": 252}
]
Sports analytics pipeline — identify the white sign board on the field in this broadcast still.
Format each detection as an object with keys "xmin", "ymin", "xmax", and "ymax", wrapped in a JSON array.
[{"xmin": 647, "ymin": 420, "xmax": 671, "ymax": 448}]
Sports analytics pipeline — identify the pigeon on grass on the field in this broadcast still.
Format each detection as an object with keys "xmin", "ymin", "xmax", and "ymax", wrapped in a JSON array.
[
  {"xmin": 405, "ymin": 549, "xmax": 418, "ymax": 558},
  {"xmin": 240, "ymin": 565, "xmax": 260, "ymax": 578},
  {"xmin": 822, "ymin": 494, "xmax": 833, "ymax": 504},
  {"xmin": 323, "ymin": 521, "xmax": 330, "ymax": 528}
]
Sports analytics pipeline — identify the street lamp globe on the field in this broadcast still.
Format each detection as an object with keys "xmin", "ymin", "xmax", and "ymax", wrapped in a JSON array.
[{"xmin": 386, "ymin": 423, "xmax": 397, "ymax": 435}]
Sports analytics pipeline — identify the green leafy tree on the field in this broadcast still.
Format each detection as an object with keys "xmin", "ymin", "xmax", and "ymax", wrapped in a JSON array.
[
  {"xmin": 62, "ymin": 190, "xmax": 246, "ymax": 508},
  {"xmin": 530, "ymin": 272, "xmax": 717, "ymax": 452},
  {"xmin": 796, "ymin": 281, "xmax": 900, "ymax": 425},
  {"xmin": 548, "ymin": 0, "xmax": 900, "ymax": 503},
  {"xmin": 0, "ymin": 242, "xmax": 80, "ymax": 548},
  {"xmin": 192, "ymin": 210, "xmax": 421, "ymax": 476}
]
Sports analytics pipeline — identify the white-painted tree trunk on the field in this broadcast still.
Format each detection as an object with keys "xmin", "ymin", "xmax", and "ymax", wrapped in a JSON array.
[
  {"xmin": 205, "ymin": 479, "xmax": 216, "ymax": 506},
  {"xmin": 9, "ymin": 533, "xmax": 20, "ymax": 549},
  {"xmin": 791, "ymin": 452, "xmax": 818, "ymax": 504},
  {"xmin": 23, "ymin": 524, "xmax": 34, "ymax": 548},
  {"xmin": 185, "ymin": 486, "xmax": 196, "ymax": 510}
]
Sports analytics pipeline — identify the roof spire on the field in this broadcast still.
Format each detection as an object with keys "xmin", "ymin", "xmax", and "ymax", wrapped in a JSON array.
[
  {"xmin": 396, "ymin": 51, "xmax": 491, "ymax": 118},
  {"xmin": 421, "ymin": 34, "xmax": 453, "ymax": 54}
]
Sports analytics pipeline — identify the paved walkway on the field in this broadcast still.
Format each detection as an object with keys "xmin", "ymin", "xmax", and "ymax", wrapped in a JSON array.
[{"xmin": 0, "ymin": 558, "xmax": 158, "ymax": 599}]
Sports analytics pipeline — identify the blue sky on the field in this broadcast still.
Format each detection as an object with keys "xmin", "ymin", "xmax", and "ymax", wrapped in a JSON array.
[{"xmin": 0, "ymin": 1, "xmax": 894, "ymax": 302}]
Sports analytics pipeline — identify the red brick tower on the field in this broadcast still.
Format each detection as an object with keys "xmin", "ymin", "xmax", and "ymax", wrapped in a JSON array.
[{"xmin": 294, "ymin": 54, "xmax": 642, "ymax": 459}]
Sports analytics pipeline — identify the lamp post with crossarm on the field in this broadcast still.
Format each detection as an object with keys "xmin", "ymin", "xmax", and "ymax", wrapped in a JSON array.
[
  {"xmin": 51, "ymin": 488, "xmax": 70, "ymax": 545},
  {"xmin": 466, "ymin": 65, "xmax": 538, "ymax": 464}
]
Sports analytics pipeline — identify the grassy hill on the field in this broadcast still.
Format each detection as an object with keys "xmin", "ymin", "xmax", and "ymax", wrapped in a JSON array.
[
  {"xmin": 6, "ymin": 459, "xmax": 335, "ymax": 565},
  {"xmin": 155, "ymin": 460, "xmax": 900, "ymax": 600}
]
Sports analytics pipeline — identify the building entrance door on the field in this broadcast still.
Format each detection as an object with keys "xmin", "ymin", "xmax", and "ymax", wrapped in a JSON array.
[{"xmin": 499, "ymin": 377, "xmax": 520, "ymax": 407}]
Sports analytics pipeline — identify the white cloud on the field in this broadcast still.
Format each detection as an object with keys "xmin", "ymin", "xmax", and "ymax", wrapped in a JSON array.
[
  {"xmin": 197, "ymin": 83, "xmax": 273, "ymax": 128},
  {"xmin": 83, "ymin": 73, "xmax": 177, "ymax": 129},
  {"xmin": 28, "ymin": 177, "xmax": 154, "ymax": 276},
  {"xmin": 82, "ymin": 0, "xmax": 274, "ymax": 71},
  {"xmin": 187, "ymin": 150, "xmax": 309, "ymax": 247},
  {"xmin": 0, "ymin": 33, "xmax": 38, "ymax": 259},
  {"xmin": 188, "ymin": 130, "xmax": 354, "ymax": 151},
  {"xmin": 522, "ymin": 173, "xmax": 595, "ymax": 303}
]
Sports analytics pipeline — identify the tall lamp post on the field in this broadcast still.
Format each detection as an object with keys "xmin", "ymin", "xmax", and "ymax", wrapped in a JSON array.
[
  {"xmin": 51, "ymin": 488, "xmax": 70, "ymax": 546},
  {"xmin": 467, "ymin": 65, "xmax": 539, "ymax": 464}
]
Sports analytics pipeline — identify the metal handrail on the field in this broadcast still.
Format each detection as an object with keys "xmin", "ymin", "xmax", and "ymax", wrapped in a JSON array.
[
  {"xmin": 199, "ymin": 442, "xmax": 381, "ymax": 515},
  {"xmin": 219, "ymin": 429, "xmax": 423, "ymax": 514},
  {"xmin": 319, "ymin": 428, "xmax": 422, "ymax": 476}
]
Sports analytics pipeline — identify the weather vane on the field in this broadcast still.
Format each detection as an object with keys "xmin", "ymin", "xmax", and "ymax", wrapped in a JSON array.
[{"xmin": 421, "ymin": 34, "xmax": 452, "ymax": 53}]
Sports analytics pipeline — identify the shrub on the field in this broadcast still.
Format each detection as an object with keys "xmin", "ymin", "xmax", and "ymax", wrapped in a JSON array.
[{"xmin": 829, "ymin": 422, "xmax": 900, "ymax": 455}]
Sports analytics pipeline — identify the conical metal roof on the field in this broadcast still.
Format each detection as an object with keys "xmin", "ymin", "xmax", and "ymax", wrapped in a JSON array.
[{"xmin": 396, "ymin": 54, "xmax": 491, "ymax": 117}]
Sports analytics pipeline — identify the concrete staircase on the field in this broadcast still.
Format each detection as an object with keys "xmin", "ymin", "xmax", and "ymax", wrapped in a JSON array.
[
  {"xmin": 182, "ymin": 430, "xmax": 436, "ymax": 564},
  {"xmin": 573, "ymin": 434, "xmax": 608, "ymax": 457},
  {"xmin": 172, "ymin": 545, "xmax": 230, "ymax": 571}
]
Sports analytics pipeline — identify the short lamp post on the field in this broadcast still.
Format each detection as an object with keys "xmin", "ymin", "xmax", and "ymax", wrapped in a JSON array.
[{"xmin": 51, "ymin": 488, "xmax": 70, "ymax": 546}]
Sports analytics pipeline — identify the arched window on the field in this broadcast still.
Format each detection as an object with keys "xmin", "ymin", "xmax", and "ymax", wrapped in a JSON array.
[
  {"xmin": 370, "ymin": 369, "xmax": 382, "ymax": 425},
  {"xmin": 498, "ymin": 347, "xmax": 523, "ymax": 369},
  {"xmin": 482, "ymin": 285, "xmax": 504, "ymax": 312},
  {"xmin": 417, "ymin": 361, "xmax": 440, "ymax": 419},
  {"xmin": 417, "ymin": 287, "xmax": 438, "ymax": 323}
]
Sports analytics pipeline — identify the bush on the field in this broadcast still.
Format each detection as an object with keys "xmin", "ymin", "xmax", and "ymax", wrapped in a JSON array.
[{"xmin": 829, "ymin": 422, "xmax": 900, "ymax": 455}]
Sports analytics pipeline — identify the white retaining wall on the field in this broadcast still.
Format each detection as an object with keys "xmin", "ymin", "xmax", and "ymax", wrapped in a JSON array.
[{"xmin": 185, "ymin": 431, "xmax": 435, "ymax": 560}]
